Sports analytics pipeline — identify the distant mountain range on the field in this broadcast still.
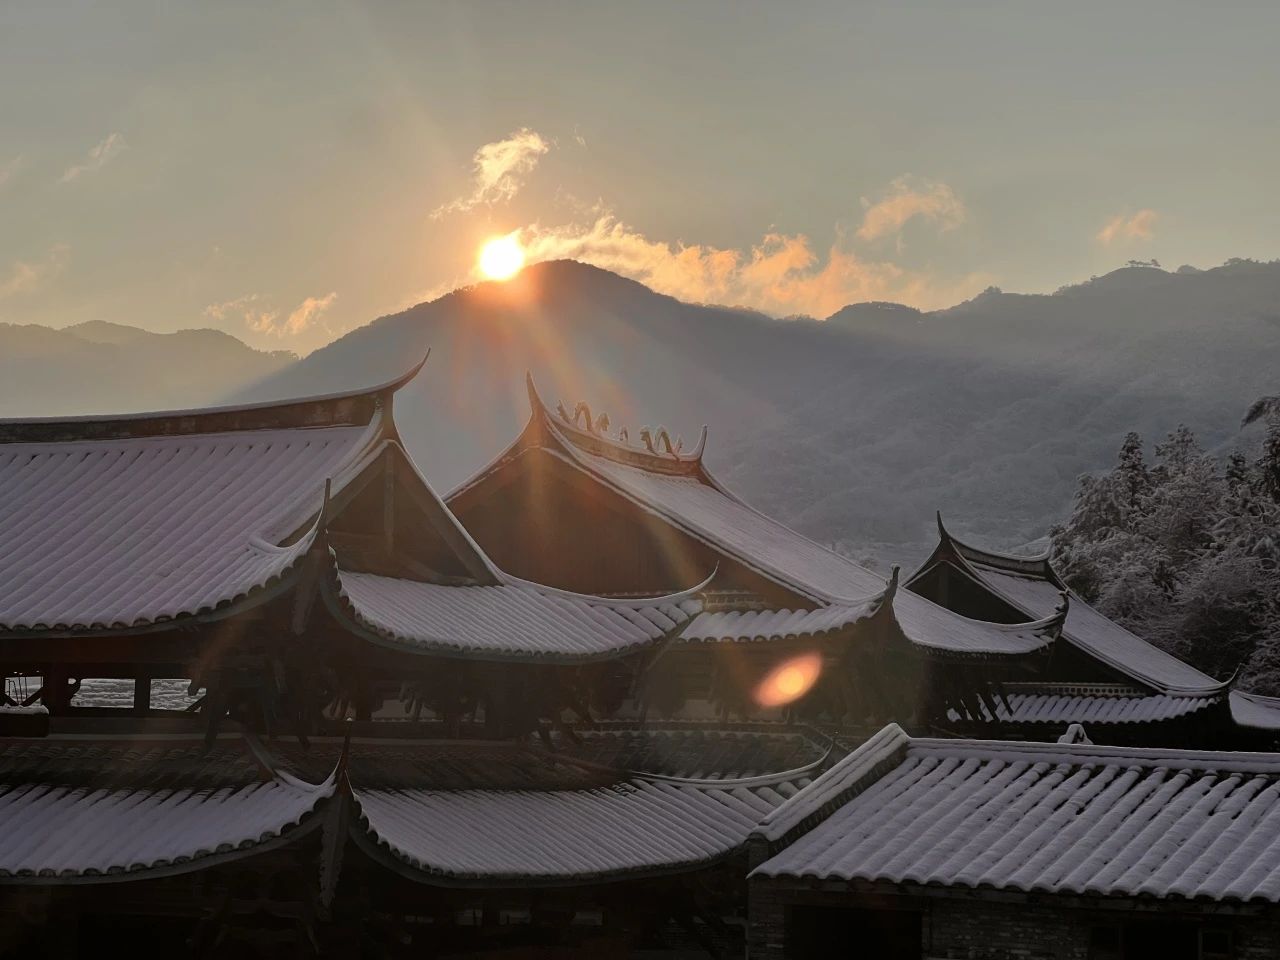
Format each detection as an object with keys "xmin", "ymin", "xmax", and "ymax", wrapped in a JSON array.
[
  {"xmin": 6, "ymin": 259, "xmax": 1279, "ymax": 568},
  {"xmin": 0, "ymin": 320, "xmax": 295, "ymax": 416}
]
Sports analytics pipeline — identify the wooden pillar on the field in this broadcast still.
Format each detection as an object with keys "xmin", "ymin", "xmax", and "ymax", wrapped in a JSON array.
[
  {"xmin": 133, "ymin": 676, "xmax": 152, "ymax": 714},
  {"xmin": 383, "ymin": 447, "xmax": 396, "ymax": 555}
]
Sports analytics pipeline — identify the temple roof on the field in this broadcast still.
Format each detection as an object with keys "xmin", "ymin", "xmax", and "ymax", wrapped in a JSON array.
[
  {"xmin": 448, "ymin": 376, "xmax": 888, "ymax": 606},
  {"xmin": 0, "ymin": 364, "xmax": 440, "ymax": 636},
  {"xmin": 944, "ymin": 683, "xmax": 1222, "ymax": 726},
  {"xmin": 0, "ymin": 726, "xmax": 830, "ymax": 888},
  {"xmin": 910, "ymin": 517, "xmax": 1224, "ymax": 695},
  {"xmin": 0, "ymin": 733, "xmax": 332, "ymax": 882},
  {"xmin": 354, "ymin": 769, "xmax": 810, "ymax": 886},
  {"xmin": 328, "ymin": 569, "xmax": 703, "ymax": 662},
  {"xmin": 754, "ymin": 723, "xmax": 1280, "ymax": 903}
]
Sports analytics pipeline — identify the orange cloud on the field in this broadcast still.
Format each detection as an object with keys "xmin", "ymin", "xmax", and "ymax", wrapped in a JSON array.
[
  {"xmin": 1097, "ymin": 209, "xmax": 1158, "ymax": 245},
  {"xmin": 517, "ymin": 214, "xmax": 987, "ymax": 317},
  {"xmin": 856, "ymin": 176, "xmax": 966, "ymax": 243},
  {"xmin": 0, "ymin": 245, "xmax": 69, "ymax": 300},
  {"xmin": 432, "ymin": 128, "xmax": 550, "ymax": 219},
  {"xmin": 203, "ymin": 291, "xmax": 337, "ymax": 338},
  {"xmin": 60, "ymin": 133, "xmax": 125, "ymax": 183}
]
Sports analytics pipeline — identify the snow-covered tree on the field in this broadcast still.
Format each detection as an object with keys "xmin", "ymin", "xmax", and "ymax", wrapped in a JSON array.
[{"xmin": 1052, "ymin": 409, "xmax": 1280, "ymax": 692}]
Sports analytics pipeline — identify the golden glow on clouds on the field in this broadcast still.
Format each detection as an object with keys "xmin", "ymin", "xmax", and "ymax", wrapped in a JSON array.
[
  {"xmin": 1097, "ymin": 209, "xmax": 1159, "ymax": 245},
  {"xmin": 478, "ymin": 233, "xmax": 526, "ymax": 281},
  {"xmin": 754, "ymin": 652, "xmax": 823, "ymax": 708},
  {"xmin": 856, "ymin": 176, "xmax": 966, "ymax": 244},
  {"xmin": 433, "ymin": 128, "xmax": 550, "ymax": 220},
  {"xmin": 518, "ymin": 214, "xmax": 991, "ymax": 317}
]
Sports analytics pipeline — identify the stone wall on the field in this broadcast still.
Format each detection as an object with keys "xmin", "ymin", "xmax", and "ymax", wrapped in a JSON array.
[{"xmin": 749, "ymin": 880, "xmax": 1280, "ymax": 959}]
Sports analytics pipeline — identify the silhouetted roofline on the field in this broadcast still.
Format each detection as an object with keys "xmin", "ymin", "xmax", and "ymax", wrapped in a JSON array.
[{"xmin": 0, "ymin": 352, "xmax": 430, "ymax": 443}]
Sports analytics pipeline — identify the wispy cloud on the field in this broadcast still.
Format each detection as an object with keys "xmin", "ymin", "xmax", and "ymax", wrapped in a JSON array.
[
  {"xmin": 280, "ymin": 292, "xmax": 338, "ymax": 336},
  {"xmin": 1096, "ymin": 209, "xmax": 1158, "ymax": 245},
  {"xmin": 203, "ymin": 291, "xmax": 338, "ymax": 338},
  {"xmin": 432, "ymin": 128, "xmax": 550, "ymax": 219},
  {"xmin": 0, "ymin": 245, "xmax": 69, "ymax": 300},
  {"xmin": 856, "ymin": 176, "xmax": 966, "ymax": 244},
  {"xmin": 60, "ymin": 133, "xmax": 126, "ymax": 183},
  {"xmin": 517, "ymin": 213, "xmax": 987, "ymax": 318},
  {"xmin": 0, "ymin": 155, "xmax": 21, "ymax": 190}
]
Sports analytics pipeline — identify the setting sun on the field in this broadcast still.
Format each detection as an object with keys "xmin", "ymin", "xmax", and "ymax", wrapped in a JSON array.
[{"xmin": 478, "ymin": 233, "xmax": 525, "ymax": 281}]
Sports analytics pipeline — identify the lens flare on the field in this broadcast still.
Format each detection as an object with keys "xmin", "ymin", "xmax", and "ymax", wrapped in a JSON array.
[
  {"xmin": 754, "ymin": 653, "xmax": 823, "ymax": 708},
  {"xmin": 478, "ymin": 233, "xmax": 525, "ymax": 281}
]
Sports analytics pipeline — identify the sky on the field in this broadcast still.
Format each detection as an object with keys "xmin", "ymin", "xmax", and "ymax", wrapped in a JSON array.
[{"xmin": 3, "ymin": 0, "xmax": 1280, "ymax": 354}]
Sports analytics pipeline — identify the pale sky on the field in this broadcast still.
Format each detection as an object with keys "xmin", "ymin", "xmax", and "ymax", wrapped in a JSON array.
[{"xmin": 3, "ymin": 0, "xmax": 1280, "ymax": 353}]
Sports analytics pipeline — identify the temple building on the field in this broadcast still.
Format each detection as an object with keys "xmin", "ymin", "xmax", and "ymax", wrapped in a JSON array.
[{"xmin": 1, "ymin": 360, "xmax": 1278, "ymax": 956}]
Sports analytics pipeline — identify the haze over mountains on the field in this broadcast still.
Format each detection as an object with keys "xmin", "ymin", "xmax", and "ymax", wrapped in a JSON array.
[
  {"xmin": 0, "ymin": 320, "xmax": 295, "ymax": 416},
  {"xmin": 6, "ymin": 259, "xmax": 1279, "ymax": 568}
]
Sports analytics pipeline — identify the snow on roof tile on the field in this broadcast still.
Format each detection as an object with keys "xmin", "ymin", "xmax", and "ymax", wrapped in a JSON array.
[
  {"xmin": 353, "ymin": 770, "xmax": 811, "ymax": 884},
  {"xmin": 679, "ymin": 597, "xmax": 882, "ymax": 644},
  {"xmin": 0, "ymin": 735, "xmax": 333, "ymax": 881},
  {"xmin": 0, "ymin": 422, "xmax": 380, "ymax": 634},
  {"xmin": 965, "ymin": 560, "xmax": 1218, "ymax": 693},
  {"xmin": 329, "ymin": 569, "xmax": 702, "ymax": 662},
  {"xmin": 1230, "ymin": 691, "xmax": 1280, "ymax": 732},
  {"xmin": 544, "ymin": 726, "xmax": 830, "ymax": 780},
  {"xmin": 888, "ymin": 588, "xmax": 1062, "ymax": 660},
  {"xmin": 945, "ymin": 684, "xmax": 1220, "ymax": 726},
  {"xmin": 557, "ymin": 444, "xmax": 886, "ymax": 604},
  {"xmin": 754, "ymin": 726, "xmax": 1280, "ymax": 902}
]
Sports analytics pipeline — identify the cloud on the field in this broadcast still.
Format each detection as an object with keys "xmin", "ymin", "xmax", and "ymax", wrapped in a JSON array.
[
  {"xmin": 856, "ymin": 176, "xmax": 966, "ymax": 243},
  {"xmin": 60, "ymin": 133, "xmax": 126, "ymax": 183},
  {"xmin": 0, "ymin": 245, "xmax": 69, "ymax": 300},
  {"xmin": 1097, "ymin": 209, "xmax": 1158, "ymax": 245},
  {"xmin": 281, "ymin": 292, "xmax": 338, "ymax": 336},
  {"xmin": 517, "ymin": 213, "xmax": 987, "ymax": 317},
  {"xmin": 432, "ymin": 128, "xmax": 550, "ymax": 219},
  {"xmin": 203, "ymin": 291, "xmax": 338, "ymax": 338},
  {"xmin": 0, "ymin": 155, "xmax": 21, "ymax": 189}
]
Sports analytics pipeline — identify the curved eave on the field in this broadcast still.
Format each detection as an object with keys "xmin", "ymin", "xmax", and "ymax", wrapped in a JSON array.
[
  {"xmin": 321, "ymin": 565, "xmax": 706, "ymax": 665},
  {"xmin": 929, "ymin": 542, "xmax": 1230, "ymax": 696},
  {"xmin": 929, "ymin": 512, "xmax": 1057, "ymax": 581},
  {"xmin": 887, "ymin": 592, "xmax": 1065, "ymax": 663},
  {"xmin": 0, "ymin": 352, "xmax": 429, "ymax": 442},
  {"xmin": 676, "ymin": 589, "xmax": 888, "ymax": 645},
  {"xmin": 0, "ymin": 815, "xmax": 325, "ymax": 886},
  {"xmin": 0, "ymin": 532, "xmax": 316, "ymax": 640},
  {"xmin": 348, "ymin": 822, "xmax": 745, "ymax": 890}
]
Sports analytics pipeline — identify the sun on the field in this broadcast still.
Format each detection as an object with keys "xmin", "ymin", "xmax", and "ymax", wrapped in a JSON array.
[{"xmin": 477, "ymin": 233, "xmax": 525, "ymax": 281}]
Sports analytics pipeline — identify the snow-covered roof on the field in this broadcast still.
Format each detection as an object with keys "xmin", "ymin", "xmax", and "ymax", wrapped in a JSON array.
[
  {"xmin": 0, "ymin": 371, "xmax": 425, "ymax": 635},
  {"xmin": 543, "ymin": 725, "xmax": 831, "ymax": 780},
  {"xmin": 0, "ymin": 734, "xmax": 333, "ymax": 882},
  {"xmin": 945, "ymin": 683, "xmax": 1221, "ymax": 726},
  {"xmin": 887, "ymin": 582, "xmax": 1064, "ymax": 661},
  {"xmin": 910, "ymin": 520, "xmax": 1223, "ymax": 695},
  {"xmin": 679, "ymin": 596, "xmax": 884, "ymax": 645},
  {"xmin": 1230, "ymin": 691, "xmax": 1280, "ymax": 732},
  {"xmin": 353, "ymin": 769, "xmax": 811, "ymax": 885},
  {"xmin": 447, "ymin": 376, "xmax": 889, "ymax": 606},
  {"xmin": 754, "ymin": 723, "xmax": 1280, "ymax": 902},
  {"xmin": 328, "ymin": 569, "xmax": 702, "ymax": 662}
]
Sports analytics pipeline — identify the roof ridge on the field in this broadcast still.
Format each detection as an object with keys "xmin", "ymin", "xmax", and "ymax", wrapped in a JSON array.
[{"xmin": 0, "ymin": 353, "xmax": 429, "ymax": 442}]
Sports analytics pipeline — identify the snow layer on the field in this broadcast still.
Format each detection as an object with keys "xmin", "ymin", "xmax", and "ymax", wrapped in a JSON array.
[
  {"xmin": 756, "ymin": 727, "xmax": 1280, "ymax": 902},
  {"xmin": 966, "ymin": 561, "xmax": 1217, "ymax": 693},
  {"xmin": 356, "ymin": 772, "xmax": 808, "ymax": 882},
  {"xmin": 0, "ymin": 754, "xmax": 331, "ymax": 879},
  {"xmin": 335, "ymin": 570, "xmax": 698, "ymax": 660},
  {"xmin": 0, "ymin": 423, "xmax": 378, "ymax": 632}
]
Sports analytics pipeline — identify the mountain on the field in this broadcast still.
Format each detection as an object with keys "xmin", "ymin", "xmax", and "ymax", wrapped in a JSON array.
[
  {"xmin": 0, "ymin": 322, "xmax": 296, "ymax": 417},
  {"xmin": 233, "ymin": 258, "xmax": 1280, "ymax": 569}
]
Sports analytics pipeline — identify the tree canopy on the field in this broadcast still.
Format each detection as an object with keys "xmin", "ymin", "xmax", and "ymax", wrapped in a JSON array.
[{"xmin": 1051, "ymin": 402, "xmax": 1280, "ymax": 691}]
